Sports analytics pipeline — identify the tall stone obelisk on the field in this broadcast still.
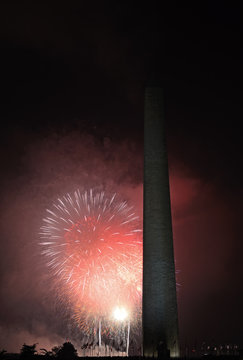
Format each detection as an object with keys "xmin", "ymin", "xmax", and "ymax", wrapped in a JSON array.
[{"xmin": 143, "ymin": 83, "xmax": 179, "ymax": 357}]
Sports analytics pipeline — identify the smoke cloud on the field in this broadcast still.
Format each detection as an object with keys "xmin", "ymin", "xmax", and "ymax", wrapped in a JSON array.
[{"xmin": 0, "ymin": 130, "xmax": 143, "ymax": 352}]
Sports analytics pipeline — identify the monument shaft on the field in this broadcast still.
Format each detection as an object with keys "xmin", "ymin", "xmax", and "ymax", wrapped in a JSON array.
[{"xmin": 143, "ymin": 86, "xmax": 179, "ymax": 357}]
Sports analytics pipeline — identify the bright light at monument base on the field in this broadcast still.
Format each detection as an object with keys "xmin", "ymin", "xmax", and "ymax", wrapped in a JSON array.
[{"xmin": 113, "ymin": 306, "xmax": 128, "ymax": 321}]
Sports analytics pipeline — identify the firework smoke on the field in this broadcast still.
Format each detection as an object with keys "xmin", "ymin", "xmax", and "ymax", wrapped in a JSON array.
[{"xmin": 39, "ymin": 189, "xmax": 142, "ymax": 345}]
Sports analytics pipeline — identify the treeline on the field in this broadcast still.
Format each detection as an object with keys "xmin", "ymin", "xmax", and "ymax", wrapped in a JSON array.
[
  {"xmin": 0, "ymin": 342, "xmax": 78, "ymax": 360},
  {"xmin": 0, "ymin": 343, "xmax": 242, "ymax": 360}
]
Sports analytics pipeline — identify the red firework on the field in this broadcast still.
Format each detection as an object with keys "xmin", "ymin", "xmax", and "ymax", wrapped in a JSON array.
[{"xmin": 39, "ymin": 189, "xmax": 142, "ymax": 321}]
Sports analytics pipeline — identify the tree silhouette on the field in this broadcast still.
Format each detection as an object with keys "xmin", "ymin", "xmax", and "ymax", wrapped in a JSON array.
[
  {"xmin": 56, "ymin": 342, "xmax": 77, "ymax": 360},
  {"xmin": 0, "ymin": 350, "xmax": 7, "ymax": 360},
  {"xmin": 51, "ymin": 346, "xmax": 62, "ymax": 357},
  {"xmin": 20, "ymin": 343, "xmax": 37, "ymax": 359}
]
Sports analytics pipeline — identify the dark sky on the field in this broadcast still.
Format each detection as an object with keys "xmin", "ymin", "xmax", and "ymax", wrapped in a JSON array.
[{"xmin": 0, "ymin": 1, "xmax": 242, "ymax": 354}]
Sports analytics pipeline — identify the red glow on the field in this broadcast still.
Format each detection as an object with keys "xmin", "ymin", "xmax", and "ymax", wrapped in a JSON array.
[{"xmin": 40, "ymin": 189, "xmax": 142, "ymax": 330}]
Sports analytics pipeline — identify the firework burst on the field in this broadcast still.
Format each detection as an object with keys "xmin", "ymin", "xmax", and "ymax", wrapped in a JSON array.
[{"xmin": 39, "ymin": 189, "xmax": 142, "ymax": 330}]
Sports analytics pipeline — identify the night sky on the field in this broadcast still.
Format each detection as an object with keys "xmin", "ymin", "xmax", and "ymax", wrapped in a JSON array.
[{"xmin": 0, "ymin": 1, "xmax": 242, "ymax": 354}]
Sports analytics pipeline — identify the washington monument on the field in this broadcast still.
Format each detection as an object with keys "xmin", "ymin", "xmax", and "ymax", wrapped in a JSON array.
[{"xmin": 143, "ymin": 83, "xmax": 179, "ymax": 357}]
